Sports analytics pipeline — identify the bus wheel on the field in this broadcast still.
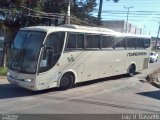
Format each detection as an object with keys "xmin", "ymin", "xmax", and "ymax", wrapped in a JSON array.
[
  {"xmin": 59, "ymin": 73, "xmax": 74, "ymax": 90},
  {"xmin": 128, "ymin": 64, "xmax": 136, "ymax": 77}
]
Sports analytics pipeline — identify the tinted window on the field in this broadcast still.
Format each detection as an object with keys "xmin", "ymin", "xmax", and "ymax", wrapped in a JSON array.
[
  {"xmin": 85, "ymin": 34, "xmax": 100, "ymax": 48},
  {"xmin": 39, "ymin": 32, "xmax": 65, "ymax": 73},
  {"xmin": 77, "ymin": 34, "xmax": 84, "ymax": 48},
  {"xmin": 66, "ymin": 33, "xmax": 76, "ymax": 48},
  {"xmin": 66, "ymin": 33, "xmax": 84, "ymax": 49},
  {"xmin": 114, "ymin": 37, "xmax": 126, "ymax": 48},
  {"xmin": 144, "ymin": 39, "xmax": 150, "ymax": 48},
  {"xmin": 9, "ymin": 31, "xmax": 46, "ymax": 74},
  {"xmin": 136, "ymin": 38, "xmax": 144, "ymax": 48},
  {"xmin": 101, "ymin": 36, "xmax": 114, "ymax": 48},
  {"xmin": 45, "ymin": 32, "xmax": 65, "ymax": 54},
  {"xmin": 126, "ymin": 37, "xmax": 136, "ymax": 49}
]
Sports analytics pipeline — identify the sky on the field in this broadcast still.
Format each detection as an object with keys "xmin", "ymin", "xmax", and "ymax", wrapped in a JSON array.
[{"xmin": 93, "ymin": 0, "xmax": 160, "ymax": 37}]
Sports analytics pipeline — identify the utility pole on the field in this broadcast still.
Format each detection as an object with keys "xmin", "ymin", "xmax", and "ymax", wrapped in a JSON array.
[
  {"xmin": 157, "ymin": 22, "xmax": 160, "ymax": 38},
  {"xmin": 67, "ymin": 0, "xmax": 71, "ymax": 24},
  {"xmin": 156, "ymin": 22, "xmax": 160, "ymax": 48},
  {"xmin": 25, "ymin": 0, "xmax": 32, "ymax": 27},
  {"xmin": 98, "ymin": 0, "xmax": 103, "ymax": 25},
  {"xmin": 124, "ymin": 6, "xmax": 133, "ymax": 33},
  {"xmin": 143, "ymin": 25, "xmax": 146, "ymax": 35}
]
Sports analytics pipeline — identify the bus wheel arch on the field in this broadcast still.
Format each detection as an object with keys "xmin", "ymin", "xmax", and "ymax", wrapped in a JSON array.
[
  {"xmin": 59, "ymin": 72, "xmax": 75, "ymax": 90},
  {"xmin": 127, "ymin": 63, "xmax": 136, "ymax": 77}
]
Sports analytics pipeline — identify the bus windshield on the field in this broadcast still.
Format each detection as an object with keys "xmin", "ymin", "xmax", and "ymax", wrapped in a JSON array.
[{"xmin": 9, "ymin": 31, "xmax": 46, "ymax": 74}]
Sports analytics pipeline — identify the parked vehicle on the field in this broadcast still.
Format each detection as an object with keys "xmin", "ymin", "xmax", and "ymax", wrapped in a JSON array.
[{"xmin": 150, "ymin": 51, "xmax": 158, "ymax": 63}]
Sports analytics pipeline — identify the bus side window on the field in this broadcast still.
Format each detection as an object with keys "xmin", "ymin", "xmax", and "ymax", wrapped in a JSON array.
[
  {"xmin": 66, "ymin": 33, "xmax": 84, "ymax": 49},
  {"xmin": 85, "ymin": 34, "xmax": 100, "ymax": 49},
  {"xmin": 66, "ymin": 33, "xmax": 76, "ymax": 48},
  {"xmin": 77, "ymin": 34, "xmax": 84, "ymax": 49},
  {"xmin": 101, "ymin": 36, "xmax": 114, "ymax": 49},
  {"xmin": 144, "ymin": 39, "xmax": 150, "ymax": 48},
  {"xmin": 114, "ymin": 37, "xmax": 126, "ymax": 49},
  {"xmin": 126, "ymin": 38, "xmax": 136, "ymax": 49},
  {"xmin": 45, "ymin": 32, "xmax": 65, "ymax": 54},
  {"xmin": 39, "ymin": 32, "xmax": 65, "ymax": 73},
  {"xmin": 136, "ymin": 38, "xmax": 144, "ymax": 49}
]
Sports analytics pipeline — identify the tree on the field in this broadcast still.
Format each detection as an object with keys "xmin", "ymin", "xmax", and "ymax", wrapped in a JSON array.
[
  {"xmin": 39, "ymin": 0, "xmax": 97, "ymax": 24},
  {"xmin": 98, "ymin": 0, "xmax": 119, "ymax": 24},
  {"xmin": 0, "ymin": 0, "xmax": 98, "ymax": 67}
]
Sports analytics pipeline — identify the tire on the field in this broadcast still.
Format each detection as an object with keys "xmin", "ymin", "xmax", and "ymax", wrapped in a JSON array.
[
  {"xmin": 156, "ymin": 57, "xmax": 158, "ymax": 62},
  {"xmin": 59, "ymin": 73, "xmax": 74, "ymax": 90},
  {"xmin": 128, "ymin": 65, "xmax": 136, "ymax": 77}
]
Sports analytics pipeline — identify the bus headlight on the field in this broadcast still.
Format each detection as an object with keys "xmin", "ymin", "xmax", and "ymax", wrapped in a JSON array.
[
  {"xmin": 7, "ymin": 72, "xmax": 10, "ymax": 76},
  {"xmin": 24, "ymin": 79, "xmax": 33, "ymax": 82}
]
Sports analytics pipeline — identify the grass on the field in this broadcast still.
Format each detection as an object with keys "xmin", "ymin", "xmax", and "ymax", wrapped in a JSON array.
[
  {"xmin": 0, "ymin": 67, "xmax": 8, "ymax": 76},
  {"xmin": 151, "ymin": 49, "xmax": 160, "ymax": 52}
]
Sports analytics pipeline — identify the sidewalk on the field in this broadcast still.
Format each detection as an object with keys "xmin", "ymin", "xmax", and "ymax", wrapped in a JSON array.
[
  {"xmin": 145, "ymin": 68, "xmax": 160, "ymax": 89},
  {"xmin": 0, "ymin": 76, "xmax": 7, "ymax": 81}
]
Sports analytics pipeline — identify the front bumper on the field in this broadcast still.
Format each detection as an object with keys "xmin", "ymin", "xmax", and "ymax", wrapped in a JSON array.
[
  {"xmin": 150, "ymin": 58, "xmax": 155, "ymax": 62},
  {"xmin": 7, "ymin": 73, "xmax": 37, "ymax": 91}
]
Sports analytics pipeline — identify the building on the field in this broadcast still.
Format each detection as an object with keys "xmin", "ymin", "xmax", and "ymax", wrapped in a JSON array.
[
  {"xmin": 151, "ymin": 37, "xmax": 160, "ymax": 48},
  {"xmin": 102, "ymin": 20, "xmax": 142, "ymax": 35}
]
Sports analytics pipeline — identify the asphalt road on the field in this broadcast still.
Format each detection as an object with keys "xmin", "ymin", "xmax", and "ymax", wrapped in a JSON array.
[{"xmin": 0, "ymin": 62, "xmax": 160, "ymax": 117}]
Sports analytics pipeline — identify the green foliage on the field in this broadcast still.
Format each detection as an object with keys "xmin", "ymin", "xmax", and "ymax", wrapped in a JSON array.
[
  {"xmin": 72, "ymin": 0, "xmax": 97, "ymax": 18},
  {"xmin": 0, "ymin": 0, "xmax": 98, "ymax": 27},
  {"xmin": 0, "ymin": 67, "xmax": 8, "ymax": 76},
  {"xmin": 151, "ymin": 49, "xmax": 160, "ymax": 52},
  {"xmin": 0, "ymin": 41, "xmax": 4, "ymax": 48}
]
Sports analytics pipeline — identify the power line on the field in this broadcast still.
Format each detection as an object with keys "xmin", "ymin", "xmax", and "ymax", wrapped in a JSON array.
[
  {"xmin": 0, "ymin": 7, "xmax": 97, "ymax": 26},
  {"xmin": 102, "ymin": 19, "xmax": 159, "ymax": 22},
  {"xmin": 100, "ymin": 14, "xmax": 160, "ymax": 19},
  {"xmin": 93, "ymin": 10, "xmax": 160, "ymax": 13}
]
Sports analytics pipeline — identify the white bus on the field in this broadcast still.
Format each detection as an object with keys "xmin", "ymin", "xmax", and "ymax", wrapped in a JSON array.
[{"xmin": 7, "ymin": 25, "xmax": 151, "ymax": 91}]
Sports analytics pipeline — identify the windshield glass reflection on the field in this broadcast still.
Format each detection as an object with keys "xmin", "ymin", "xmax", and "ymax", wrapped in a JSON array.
[{"xmin": 9, "ymin": 30, "xmax": 46, "ymax": 74}]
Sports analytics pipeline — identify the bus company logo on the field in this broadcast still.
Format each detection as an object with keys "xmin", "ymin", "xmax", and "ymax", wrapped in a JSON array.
[{"xmin": 127, "ymin": 52, "xmax": 147, "ymax": 57}]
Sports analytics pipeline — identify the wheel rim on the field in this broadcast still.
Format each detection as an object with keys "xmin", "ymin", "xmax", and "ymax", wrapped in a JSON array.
[
  {"xmin": 129, "ymin": 66, "xmax": 135, "ymax": 75},
  {"xmin": 128, "ymin": 65, "xmax": 136, "ymax": 77},
  {"xmin": 60, "ymin": 74, "xmax": 73, "ymax": 89},
  {"xmin": 61, "ymin": 77, "xmax": 70, "ymax": 87}
]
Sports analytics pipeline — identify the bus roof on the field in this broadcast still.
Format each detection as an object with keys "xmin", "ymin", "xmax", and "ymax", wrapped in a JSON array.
[{"xmin": 20, "ymin": 24, "xmax": 151, "ymax": 38}]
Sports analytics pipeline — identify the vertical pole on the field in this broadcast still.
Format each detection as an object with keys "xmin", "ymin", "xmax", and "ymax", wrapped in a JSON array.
[
  {"xmin": 156, "ymin": 22, "xmax": 160, "ymax": 48},
  {"xmin": 25, "ymin": 0, "xmax": 31, "ymax": 26},
  {"xmin": 124, "ymin": 6, "xmax": 133, "ymax": 33},
  {"xmin": 98, "ymin": 0, "xmax": 103, "ymax": 25},
  {"xmin": 67, "ymin": 0, "xmax": 71, "ymax": 24},
  {"xmin": 143, "ymin": 25, "xmax": 146, "ymax": 35},
  {"xmin": 157, "ymin": 22, "xmax": 160, "ymax": 38}
]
